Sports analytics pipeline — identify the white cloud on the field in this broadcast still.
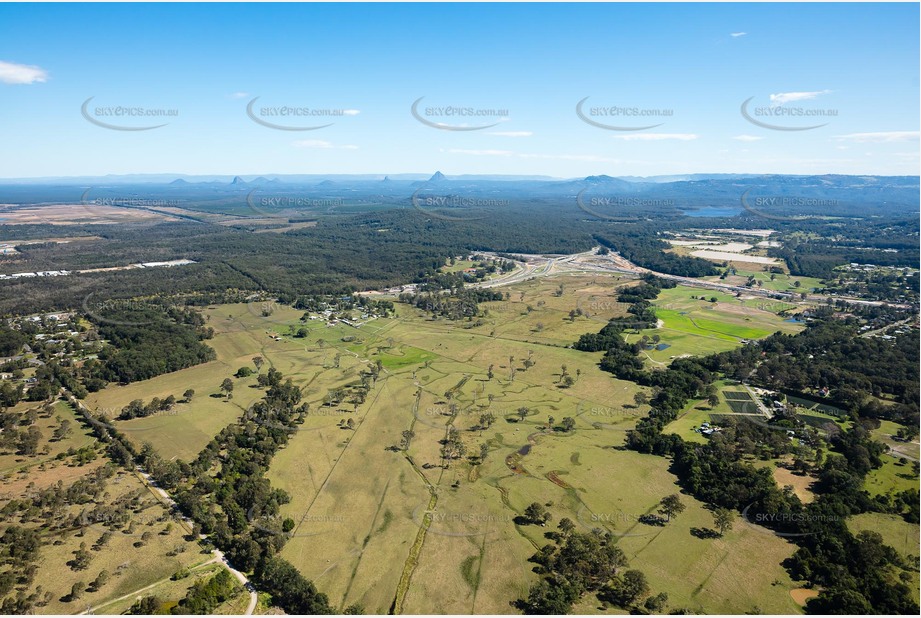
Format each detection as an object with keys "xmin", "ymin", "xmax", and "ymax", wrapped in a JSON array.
[
  {"xmin": 519, "ymin": 153, "xmax": 624, "ymax": 163},
  {"xmin": 342, "ymin": 109, "xmax": 361, "ymax": 116},
  {"xmin": 833, "ymin": 131, "xmax": 919, "ymax": 143},
  {"xmin": 611, "ymin": 133, "xmax": 698, "ymax": 141},
  {"xmin": 733, "ymin": 134, "xmax": 763, "ymax": 142},
  {"xmin": 0, "ymin": 60, "xmax": 48, "ymax": 84},
  {"xmin": 292, "ymin": 139, "xmax": 358, "ymax": 150},
  {"xmin": 769, "ymin": 90, "xmax": 831, "ymax": 105},
  {"xmin": 443, "ymin": 148, "xmax": 514, "ymax": 156},
  {"xmin": 444, "ymin": 148, "xmax": 627, "ymax": 164},
  {"xmin": 730, "ymin": 32, "xmax": 747, "ymax": 37},
  {"xmin": 487, "ymin": 131, "xmax": 533, "ymax": 137},
  {"xmin": 229, "ymin": 91, "xmax": 249, "ymax": 99}
]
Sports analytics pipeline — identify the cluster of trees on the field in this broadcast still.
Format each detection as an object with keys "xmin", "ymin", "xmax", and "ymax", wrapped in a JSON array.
[
  {"xmin": 0, "ymin": 460, "xmax": 126, "ymax": 612},
  {"xmin": 118, "ymin": 395, "xmax": 178, "ymax": 420},
  {"xmin": 520, "ymin": 524, "xmax": 664, "ymax": 614},
  {"xmin": 0, "ymin": 408, "xmax": 43, "ymax": 455},
  {"xmin": 171, "ymin": 569, "xmax": 240, "ymax": 614},
  {"xmin": 771, "ymin": 218, "xmax": 919, "ymax": 279},
  {"xmin": 0, "ymin": 526, "xmax": 42, "ymax": 611},
  {"xmin": 91, "ymin": 306, "xmax": 216, "ymax": 384},
  {"xmin": 594, "ymin": 232, "xmax": 718, "ymax": 278},
  {"xmin": 818, "ymin": 268, "xmax": 919, "ymax": 304},
  {"xmin": 575, "ymin": 276, "xmax": 672, "ymax": 357},
  {"xmin": 574, "ymin": 277, "xmax": 680, "ymax": 384},
  {"xmin": 399, "ymin": 288, "xmax": 504, "ymax": 320},
  {"xmin": 6, "ymin": 306, "xmax": 217, "ymax": 406},
  {"xmin": 751, "ymin": 320, "xmax": 919, "ymax": 423},
  {"xmin": 287, "ymin": 293, "xmax": 393, "ymax": 317},
  {"xmin": 0, "ymin": 326, "xmax": 28, "ymax": 357}
]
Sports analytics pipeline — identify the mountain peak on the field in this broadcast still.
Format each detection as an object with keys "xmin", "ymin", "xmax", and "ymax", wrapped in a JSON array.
[
  {"xmin": 429, "ymin": 171, "xmax": 447, "ymax": 182},
  {"xmin": 231, "ymin": 176, "xmax": 246, "ymax": 185},
  {"xmin": 584, "ymin": 174, "xmax": 619, "ymax": 183}
]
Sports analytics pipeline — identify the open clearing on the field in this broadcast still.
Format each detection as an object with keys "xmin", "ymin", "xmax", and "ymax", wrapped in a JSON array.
[
  {"xmin": 624, "ymin": 285, "xmax": 803, "ymax": 363},
  {"xmin": 0, "ymin": 203, "xmax": 177, "ymax": 225}
]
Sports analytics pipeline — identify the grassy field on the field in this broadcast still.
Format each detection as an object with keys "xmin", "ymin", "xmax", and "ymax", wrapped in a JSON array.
[
  {"xmin": 621, "ymin": 286, "xmax": 804, "ymax": 364},
  {"xmin": 848, "ymin": 513, "xmax": 920, "ymax": 604},
  {"xmin": 871, "ymin": 420, "xmax": 921, "ymax": 461},
  {"xmin": 0, "ymin": 400, "xmax": 96, "ymax": 475},
  {"xmin": 88, "ymin": 561, "xmax": 251, "ymax": 615},
  {"xmin": 848, "ymin": 512, "xmax": 920, "ymax": 561},
  {"xmin": 256, "ymin": 276, "xmax": 809, "ymax": 613},
  {"xmin": 864, "ymin": 455, "xmax": 919, "ymax": 497},
  {"xmin": 705, "ymin": 269, "xmax": 826, "ymax": 294},
  {"xmin": 57, "ymin": 272, "xmax": 830, "ymax": 614},
  {"xmin": 440, "ymin": 259, "xmax": 478, "ymax": 273}
]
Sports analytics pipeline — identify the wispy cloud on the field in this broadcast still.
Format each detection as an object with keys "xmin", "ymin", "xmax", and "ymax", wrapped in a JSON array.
[
  {"xmin": 443, "ymin": 148, "xmax": 628, "ymax": 164},
  {"xmin": 443, "ymin": 148, "xmax": 514, "ymax": 156},
  {"xmin": 733, "ymin": 134, "xmax": 763, "ymax": 142},
  {"xmin": 342, "ymin": 109, "xmax": 361, "ymax": 116},
  {"xmin": 487, "ymin": 131, "xmax": 533, "ymax": 137},
  {"xmin": 611, "ymin": 133, "xmax": 698, "ymax": 141},
  {"xmin": 518, "ymin": 153, "xmax": 624, "ymax": 163},
  {"xmin": 769, "ymin": 90, "xmax": 831, "ymax": 105},
  {"xmin": 730, "ymin": 32, "xmax": 747, "ymax": 37},
  {"xmin": 0, "ymin": 60, "xmax": 48, "ymax": 84},
  {"xmin": 833, "ymin": 131, "xmax": 919, "ymax": 143},
  {"xmin": 292, "ymin": 139, "xmax": 358, "ymax": 150},
  {"xmin": 229, "ymin": 91, "xmax": 249, "ymax": 99}
]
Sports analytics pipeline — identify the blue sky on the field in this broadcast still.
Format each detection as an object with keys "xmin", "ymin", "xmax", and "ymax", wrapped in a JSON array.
[{"xmin": 1, "ymin": 2, "xmax": 918, "ymax": 178}]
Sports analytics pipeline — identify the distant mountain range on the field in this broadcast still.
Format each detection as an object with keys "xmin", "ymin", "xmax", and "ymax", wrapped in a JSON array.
[{"xmin": 0, "ymin": 173, "xmax": 917, "ymax": 217}]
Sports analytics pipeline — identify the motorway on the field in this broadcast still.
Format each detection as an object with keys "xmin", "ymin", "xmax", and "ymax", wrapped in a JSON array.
[{"xmin": 475, "ymin": 247, "xmax": 912, "ymax": 310}]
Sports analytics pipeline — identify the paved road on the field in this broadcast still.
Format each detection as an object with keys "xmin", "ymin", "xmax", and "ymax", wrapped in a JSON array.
[{"xmin": 475, "ymin": 247, "xmax": 911, "ymax": 311}]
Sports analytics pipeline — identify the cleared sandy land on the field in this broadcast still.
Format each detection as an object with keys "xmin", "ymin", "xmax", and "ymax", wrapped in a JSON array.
[
  {"xmin": 691, "ymin": 249, "xmax": 779, "ymax": 265},
  {"xmin": 0, "ymin": 203, "xmax": 177, "ymax": 225}
]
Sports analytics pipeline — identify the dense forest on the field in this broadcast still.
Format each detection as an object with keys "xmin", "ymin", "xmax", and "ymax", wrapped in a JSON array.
[
  {"xmin": 770, "ymin": 218, "xmax": 919, "ymax": 279},
  {"xmin": 3, "ymin": 200, "xmax": 918, "ymax": 319}
]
